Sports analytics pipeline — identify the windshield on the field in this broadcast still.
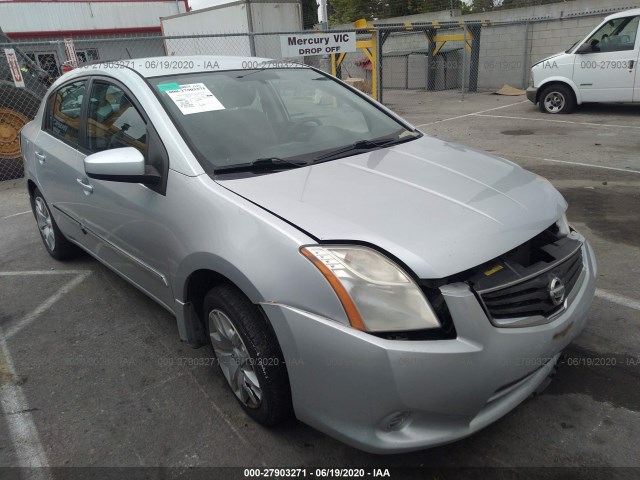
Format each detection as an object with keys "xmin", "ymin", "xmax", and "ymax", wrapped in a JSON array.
[
  {"xmin": 149, "ymin": 68, "xmax": 416, "ymax": 174},
  {"xmin": 579, "ymin": 16, "xmax": 639, "ymax": 52},
  {"xmin": 566, "ymin": 39, "xmax": 581, "ymax": 53}
]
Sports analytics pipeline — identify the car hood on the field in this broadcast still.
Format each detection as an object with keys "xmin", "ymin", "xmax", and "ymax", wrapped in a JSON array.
[
  {"xmin": 532, "ymin": 51, "xmax": 568, "ymax": 67},
  {"xmin": 217, "ymin": 136, "xmax": 567, "ymax": 279}
]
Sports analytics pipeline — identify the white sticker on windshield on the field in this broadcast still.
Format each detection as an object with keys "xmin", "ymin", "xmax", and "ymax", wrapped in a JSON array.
[{"xmin": 164, "ymin": 83, "xmax": 225, "ymax": 115}]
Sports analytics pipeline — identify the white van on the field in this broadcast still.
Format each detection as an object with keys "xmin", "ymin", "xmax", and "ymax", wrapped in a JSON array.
[{"xmin": 527, "ymin": 9, "xmax": 640, "ymax": 113}]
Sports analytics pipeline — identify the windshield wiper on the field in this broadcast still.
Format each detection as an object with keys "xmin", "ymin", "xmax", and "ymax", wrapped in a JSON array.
[
  {"xmin": 213, "ymin": 157, "xmax": 307, "ymax": 175},
  {"xmin": 311, "ymin": 132, "xmax": 420, "ymax": 164}
]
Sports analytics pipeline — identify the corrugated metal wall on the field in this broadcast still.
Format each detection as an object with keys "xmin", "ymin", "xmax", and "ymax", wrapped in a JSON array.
[{"xmin": 0, "ymin": 1, "xmax": 186, "ymax": 33}]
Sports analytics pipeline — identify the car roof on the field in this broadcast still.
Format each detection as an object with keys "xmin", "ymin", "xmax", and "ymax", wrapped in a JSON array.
[
  {"xmin": 605, "ymin": 8, "xmax": 640, "ymax": 21},
  {"xmin": 78, "ymin": 55, "xmax": 308, "ymax": 79}
]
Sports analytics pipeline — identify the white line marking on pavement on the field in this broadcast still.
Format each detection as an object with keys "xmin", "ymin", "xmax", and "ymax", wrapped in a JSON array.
[
  {"xmin": 182, "ymin": 365, "xmax": 251, "ymax": 447},
  {"xmin": 99, "ymin": 269, "xmax": 252, "ymax": 449},
  {"xmin": 473, "ymin": 113, "xmax": 640, "ymax": 130},
  {"xmin": 0, "ymin": 270, "xmax": 92, "ymax": 276},
  {"xmin": 0, "ymin": 333, "xmax": 53, "ymax": 478},
  {"xmin": 0, "ymin": 269, "xmax": 90, "ymax": 474},
  {"xmin": 415, "ymin": 100, "xmax": 529, "ymax": 127},
  {"xmin": 596, "ymin": 289, "xmax": 640, "ymax": 311},
  {"xmin": 0, "ymin": 211, "xmax": 31, "ymax": 221},
  {"xmin": 494, "ymin": 153, "xmax": 640, "ymax": 175},
  {"xmin": 4, "ymin": 272, "xmax": 91, "ymax": 340},
  {"xmin": 143, "ymin": 318, "xmax": 252, "ymax": 448},
  {"xmin": 538, "ymin": 158, "xmax": 640, "ymax": 174}
]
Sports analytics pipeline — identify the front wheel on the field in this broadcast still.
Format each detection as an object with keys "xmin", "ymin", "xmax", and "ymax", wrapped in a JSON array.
[
  {"xmin": 539, "ymin": 84, "xmax": 575, "ymax": 114},
  {"xmin": 203, "ymin": 284, "xmax": 292, "ymax": 426}
]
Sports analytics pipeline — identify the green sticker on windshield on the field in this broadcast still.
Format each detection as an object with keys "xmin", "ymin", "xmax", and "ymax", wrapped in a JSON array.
[{"xmin": 157, "ymin": 82, "xmax": 181, "ymax": 92}]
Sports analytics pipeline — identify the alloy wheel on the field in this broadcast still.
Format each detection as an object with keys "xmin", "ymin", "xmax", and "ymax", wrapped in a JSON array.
[
  {"xmin": 34, "ymin": 196, "xmax": 55, "ymax": 252},
  {"xmin": 208, "ymin": 308, "xmax": 262, "ymax": 408},
  {"xmin": 544, "ymin": 91, "xmax": 565, "ymax": 113}
]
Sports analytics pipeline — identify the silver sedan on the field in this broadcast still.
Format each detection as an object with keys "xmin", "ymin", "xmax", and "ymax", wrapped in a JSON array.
[{"xmin": 21, "ymin": 56, "xmax": 596, "ymax": 453}]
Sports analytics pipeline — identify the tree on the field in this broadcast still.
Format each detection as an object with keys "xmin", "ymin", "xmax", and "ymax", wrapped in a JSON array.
[
  {"xmin": 497, "ymin": 0, "xmax": 564, "ymax": 9},
  {"xmin": 471, "ymin": 0, "xmax": 495, "ymax": 12},
  {"xmin": 329, "ymin": 0, "xmax": 543, "ymax": 24},
  {"xmin": 378, "ymin": 0, "xmax": 411, "ymax": 18},
  {"xmin": 406, "ymin": 0, "xmax": 467, "ymax": 15},
  {"xmin": 301, "ymin": 0, "xmax": 319, "ymax": 29},
  {"xmin": 328, "ymin": 0, "xmax": 376, "ymax": 24},
  {"xmin": 329, "ymin": 0, "xmax": 475, "ymax": 24}
]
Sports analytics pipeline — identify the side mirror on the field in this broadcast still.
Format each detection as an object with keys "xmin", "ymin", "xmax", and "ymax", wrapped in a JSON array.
[
  {"xmin": 84, "ymin": 147, "xmax": 161, "ymax": 184},
  {"xmin": 576, "ymin": 43, "xmax": 596, "ymax": 54}
]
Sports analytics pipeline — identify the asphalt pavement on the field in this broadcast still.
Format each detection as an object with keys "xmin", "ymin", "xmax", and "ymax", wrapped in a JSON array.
[{"xmin": 1, "ymin": 91, "xmax": 639, "ymax": 478}]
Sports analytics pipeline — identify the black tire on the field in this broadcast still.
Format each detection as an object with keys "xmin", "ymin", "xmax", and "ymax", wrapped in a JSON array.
[
  {"xmin": 30, "ymin": 188, "xmax": 78, "ymax": 260},
  {"xmin": 1, "ymin": 83, "xmax": 43, "ymax": 180},
  {"xmin": 539, "ymin": 84, "xmax": 575, "ymax": 114},
  {"xmin": 203, "ymin": 284, "xmax": 292, "ymax": 426}
]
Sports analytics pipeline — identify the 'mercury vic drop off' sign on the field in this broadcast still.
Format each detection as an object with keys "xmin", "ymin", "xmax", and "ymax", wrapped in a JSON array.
[{"xmin": 280, "ymin": 32, "xmax": 356, "ymax": 57}]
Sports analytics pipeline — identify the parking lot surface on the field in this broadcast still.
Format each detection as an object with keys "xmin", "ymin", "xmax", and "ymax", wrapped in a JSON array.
[{"xmin": 1, "ymin": 91, "xmax": 639, "ymax": 475}]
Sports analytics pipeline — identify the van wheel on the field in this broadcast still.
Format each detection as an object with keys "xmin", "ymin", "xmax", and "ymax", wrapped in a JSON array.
[
  {"xmin": 539, "ymin": 85, "xmax": 575, "ymax": 114},
  {"xmin": 30, "ymin": 188, "xmax": 78, "ymax": 260},
  {"xmin": 203, "ymin": 284, "xmax": 292, "ymax": 426}
]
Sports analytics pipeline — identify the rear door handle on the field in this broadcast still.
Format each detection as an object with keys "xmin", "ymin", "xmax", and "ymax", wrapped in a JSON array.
[
  {"xmin": 76, "ymin": 178, "xmax": 93, "ymax": 195},
  {"xmin": 629, "ymin": 60, "xmax": 635, "ymax": 70},
  {"xmin": 34, "ymin": 151, "xmax": 46, "ymax": 164}
]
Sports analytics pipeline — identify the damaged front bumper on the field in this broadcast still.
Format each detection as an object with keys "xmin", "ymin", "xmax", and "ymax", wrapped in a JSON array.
[{"xmin": 262, "ymin": 240, "xmax": 596, "ymax": 453}]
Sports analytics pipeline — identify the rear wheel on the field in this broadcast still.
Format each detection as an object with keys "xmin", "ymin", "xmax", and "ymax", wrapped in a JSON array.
[
  {"xmin": 539, "ymin": 84, "xmax": 575, "ymax": 114},
  {"xmin": 31, "ymin": 188, "xmax": 78, "ymax": 260},
  {"xmin": 203, "ymin": 284, "xmax": 292, "ymax": 426}
]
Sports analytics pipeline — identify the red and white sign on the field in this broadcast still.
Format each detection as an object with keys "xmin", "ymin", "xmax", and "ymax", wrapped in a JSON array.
[
  {"xmin": 4, "ymin": 49, "xmax": 26, "ymax": 88},
  {"xmin": 64, "ymin": 37, "xmax": 79, "ymax": 68}
]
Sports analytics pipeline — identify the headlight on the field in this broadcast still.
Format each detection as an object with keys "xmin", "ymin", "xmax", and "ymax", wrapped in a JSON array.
[
  {"xmin": 556, "ymin": 213, "xmax": 570, "ymax": 236},
  {"xmin": 300, "ymin": 245, "xmax": 441, "ymax": 332}
]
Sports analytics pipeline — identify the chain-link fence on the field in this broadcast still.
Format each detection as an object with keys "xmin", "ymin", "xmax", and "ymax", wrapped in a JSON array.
[
  {"xmin": 0, "ymin": 30, "xmax": 339, "ymax": 181},
  {"xmin": 372, "ymin": 3, "xmax": 633, "ymax": 100},
  {"xmin": 375, "ymin": 23, "xmax": 483, "ymax": 101},
  {"xmin": 0, "ymin": 0, "xmax": 634, "ymax": 180},
  {"xmin": 324, "ymin": 30, "xmax": 375, "ymax": 94},
  {"xmin": 1, "ymin": 24, "xmax": 476, "ymax": 182},
  {"xmin": 1, "ymin": 31, "xmax": 53, "ymax": 181},
  {"xmin": 328, "ymin": 0, "xmax": 622, "ymax": 24}
]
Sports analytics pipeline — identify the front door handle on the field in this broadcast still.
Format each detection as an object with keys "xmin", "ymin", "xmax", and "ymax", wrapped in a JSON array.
[
  {"xmin": 76, "ymin": 178, "xmax": 93, "ymax": 195},
  {"xmin": 629, "ymin": 60, "xmax": 635, "ymax": 70},
  {"xmin": 34, "ymin": 151, "xmax": 46, "ymax": 164}
]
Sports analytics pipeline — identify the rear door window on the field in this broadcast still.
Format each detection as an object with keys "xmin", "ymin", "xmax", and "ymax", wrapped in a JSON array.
[{"xmin": 45, "ymin": 80, "xmax": 86, "ymax": 145}]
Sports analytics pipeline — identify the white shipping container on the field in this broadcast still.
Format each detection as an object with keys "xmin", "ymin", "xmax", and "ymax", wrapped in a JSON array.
[{"xmin": 161, "ymin": 1, "xmax": 302, "ymax": 58}]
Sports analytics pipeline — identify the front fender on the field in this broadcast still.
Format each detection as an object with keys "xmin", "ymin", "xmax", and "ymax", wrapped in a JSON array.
[
  {"xmin": 537, "ymin": 77, "xmax": 582, "ymax": 104},
  {"xmin": 174, "ymin": 251, "xmax": 264, "ymax": 304},
  {"xmin": 166, "ymin": 173, "xmax": 350, "ymax": 347},
  {"xmin": 172, "ymin": 251, "xmax": 266, "ymax": 348}
]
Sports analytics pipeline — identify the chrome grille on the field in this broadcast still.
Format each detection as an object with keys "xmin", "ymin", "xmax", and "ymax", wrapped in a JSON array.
[{"xmin": 479, "ymin": 248, "xmax": 584, "ymax": 321}]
